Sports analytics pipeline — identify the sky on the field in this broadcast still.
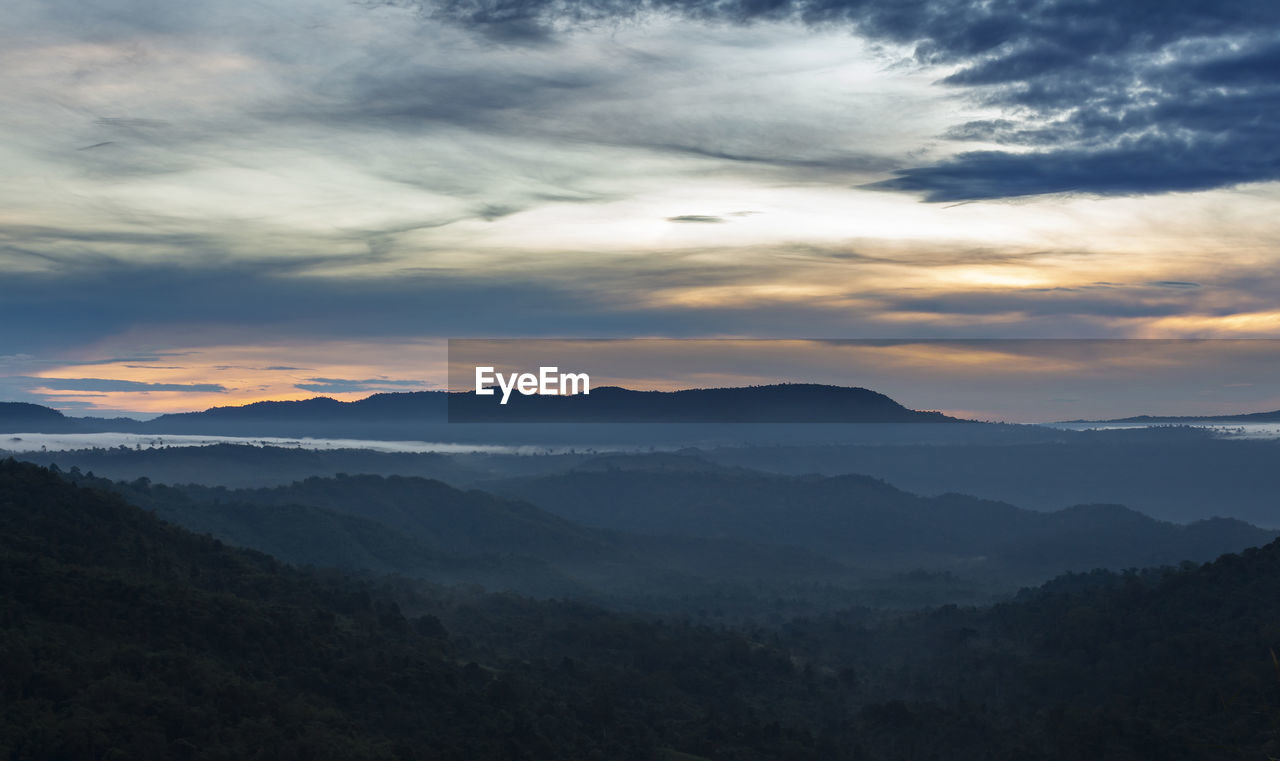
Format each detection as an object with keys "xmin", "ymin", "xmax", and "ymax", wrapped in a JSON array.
[{"xmin": 2, "ymin": 0, "xmax": 1279, "ymax": 418}]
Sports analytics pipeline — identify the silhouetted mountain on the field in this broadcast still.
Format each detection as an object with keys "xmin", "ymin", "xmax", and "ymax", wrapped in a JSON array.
[
  {"xmin": 448, "ymin": 384, "xmax": 963, "ymax": 423},
  {"xmin": 1, "ymin": 386, "xmax": 964, "ymax": 440},
  {"xmin": 485, "ymin": 456, "xmax": 1277, "ymax": 581},
  {"xmin": 0, "ymin": 401, "xmax": 145, "ymax": 433},
  {"xmin": 0, "ymin": 401, "xmax": 66, "ymax": 423},
  {"xmin": 0, "ymin": 401, "xmax": 142, "ymax": 433},
  {"xmin": 148, "ymin": 392, "xmax": 446, "ymax": 426},
  {"xmin": 1066, "ymin": 408, "xmax": 1280, "ymax": 424}
]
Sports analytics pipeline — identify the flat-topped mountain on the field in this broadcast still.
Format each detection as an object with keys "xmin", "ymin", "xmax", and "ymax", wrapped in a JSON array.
[
  {"xmin": 448, "ymin": 383, "xmax": 961, "ymax": 423},
  {"xmin": 1, "ymin": 384, "xmax": 964, "ymax": 437}
]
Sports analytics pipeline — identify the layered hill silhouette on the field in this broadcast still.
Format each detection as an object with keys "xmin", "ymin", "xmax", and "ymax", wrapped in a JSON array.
[
  {"xmin": 704, "ymin": 433, "xmax": 1280, "ymax": 525},
  {"xmin": 0, "ymin": 458, "xmax": 870, "ymax": 759},
  {"xmin": 1, "ymin": 384, "xmax": 962, "ymax": 438},
  {"xmin": 7, "ymin": 457, "xmax": 1280, "ymax": 758},
  {"xmin": 47, "ymin": 453, "xmax": 1276, "ymax": 606},
  {"xmin": 1067, "ymin": 407, "xmax": 1280, "ymax": 424},
  {"xmin": 0, "ymin": 401, "xmax": 143, "ymax": 432},
  {"xmin": 483, "ymin": 454, "xmax": 1276, "ymax": 581},
  {"xmin": 73, "ymin": 470, "xmax": 855, "ymax": 601}
]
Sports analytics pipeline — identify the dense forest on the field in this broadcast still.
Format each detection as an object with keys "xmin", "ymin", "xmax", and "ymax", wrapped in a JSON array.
[
  {"xmin": 34, "ymin": 454, "xmax": 1277, "ymax": 616},
  {"xmin": 4, "ymin": 457, "xmax": 1280, "ymax": 759}
]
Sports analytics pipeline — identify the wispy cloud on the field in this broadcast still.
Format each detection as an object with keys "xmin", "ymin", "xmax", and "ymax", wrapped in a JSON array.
[
  {"xmin": 2, "ymin": 0, "xmax": 1279, "ymax": 414},
  {"xmin": 294, "ymin": 377, "xmax": 433, "ymax": 393}
]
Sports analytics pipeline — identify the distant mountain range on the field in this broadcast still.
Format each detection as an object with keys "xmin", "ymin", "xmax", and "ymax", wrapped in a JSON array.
[
  {"xmin": 14, "ymin": 456, "xmax": 1280, "ymax": 758},
  {"xmin": 0, "ymin": 384, "xmax": 962, "ymax": 437},
  {"xmin": 43, "ymin": 452, "xmax": 1280, "ymax": 601},
  {"xmin": 481, "ymin": 454, "xmax": 1277, "ymax": 582},
  {"xmin": 1064, "ymin": 408, "xmax": 1280, "ymax": 424}
]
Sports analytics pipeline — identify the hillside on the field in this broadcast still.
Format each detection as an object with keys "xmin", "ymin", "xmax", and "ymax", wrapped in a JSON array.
[
  {"xmin": 485, "ymin": 456, "xmax": 1277, "ymax": 580},
  {"xmin": 795, "ymin": 541, "xmax": 1280, "ymax": 759},
  {"xmin": 704, "ymin": 434, "xmax": 1280, "ymax": 525},
  {"xmin": 68, "ymin": 469, "xmax": 859, "ymax": 606},
  {"xmin": 0, "ymin": 458, "xmax": 870, "ymax": 760},
  {"xmin": 6, "ymin": 458, "xmax": 1280, "ymax": 758}
]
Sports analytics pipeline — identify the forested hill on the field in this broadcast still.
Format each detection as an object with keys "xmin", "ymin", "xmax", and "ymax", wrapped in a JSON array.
[
  {"xmin": 0, "ymin": 457, "xmax": 861, "ymax": 760},
  {"xmin": 6, "ymin": 457, "xmax": 1280, "ymax": 759},
  {"xmin": 486, "ymin": 462, "xmax": 1277, "ymax": 579},
  {"xmin": 838, "ymin": 541, "xmax": 1280, "ymax": 759}
]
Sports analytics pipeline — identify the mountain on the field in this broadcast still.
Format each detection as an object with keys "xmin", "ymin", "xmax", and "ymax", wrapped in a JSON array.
[
  {"xmin": 0, "ymin": 458, "xmax": 872, "ymax": 760},
  {"xmin": 28, "ymin": 442, "xmax": 490, "ymax": 489},
  {"xmin": 71, "ymin": 469, "xmax": 855, "ymax": 603},
  {"xmin": 1, "ymin": 385, "xmax": 963, "ymax": 439},
  {"xmin": 7, "ymin": 457, "xmax": 1280, "ymax": 759},
  {"xmin": 0, "ymin": 401, "xmax": 146, "ymax": 432},
  {"xmin": 0, "ymin": 401, "xmax": 144, "ymax": 433},
  {"xmin": 1065, "ymin": 408, "xmax": 1280, "ymax": 424},
  {"xmin": 144, "ymin": 391, "xmax": 448, "ymax": 431},
  {"xmin": 0, "ymin": 401, "xmax": 67, "ymax": 423},
  {"xmin": 703, "ymin": 433, "xmax": 1280, "ymax": 525},
  {"xmin": 483, "ymin": 455, "xmax": 1278, "ymax": 582},
  {"xmin": 447, "ymin": 384, "xmax": 962, "ymax": 423},
  {"xmin": 171, "ymin": 473, "xmax": 614, "ymax": 561}
]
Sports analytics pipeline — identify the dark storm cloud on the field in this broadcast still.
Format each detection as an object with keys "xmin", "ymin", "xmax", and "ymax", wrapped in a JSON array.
[
  {"xmin": 413, "ymin": 0, "xmax": 1280, "ymax": 201},
  {"xmin": 0, "ymin": 259, "xmax": 678, "ymax": 353},
  {"xmin": 864, "ymin": 135, "xmax": 1268, "ymax": 202}
]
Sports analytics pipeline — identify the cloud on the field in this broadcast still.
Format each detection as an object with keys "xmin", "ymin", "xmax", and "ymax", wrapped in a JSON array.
[
  {"xmin": 0, "ymin": 246, "xmax": 1273, "ymax": 356},
  {"xmin": 0, "ymin": 374, "xmax": 227, "ymax": 410},
  {"xmin": 666, "ymin": 215, "xmax": 725, "ymax": 223},
  {"xmin": 3, "ymin": 0, "xmax": 1279, "ymax": 399},
  {"xmin": 407, "ymin": 0, "xmax": 1280, "ymax": 201},
  {"xmin": 18, "ymin": 377, "xmax": 227, "ymax": 393},
  {"xmin": 294, "ymin": 377, "xmax": 432, "ymax": 393}
]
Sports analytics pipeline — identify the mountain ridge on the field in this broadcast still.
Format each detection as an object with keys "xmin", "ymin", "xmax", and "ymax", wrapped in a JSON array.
[{"xmin": 1, "ymin": 385, "xmax": 965, "ymax": 436}]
